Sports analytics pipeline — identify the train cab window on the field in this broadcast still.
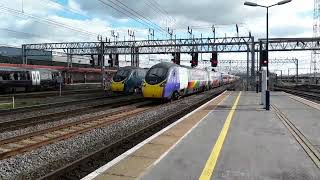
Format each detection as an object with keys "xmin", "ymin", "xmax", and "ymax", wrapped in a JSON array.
[
  {"xmin": 113, "ymin": 69, "xmax": 131, "ymax": 82},
  {"xmin": 145, "ymin": 67, "xmax": 168, "ymax": 85}
]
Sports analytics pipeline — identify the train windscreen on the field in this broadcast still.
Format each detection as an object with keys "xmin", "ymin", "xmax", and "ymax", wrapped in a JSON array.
[
  {"xmin": 145, "ymin": 67, "xmax": 168, "ymax": 85},
  {"xmin": 113, "ymin": 69, "xmax": 132, "ymax": 82}
]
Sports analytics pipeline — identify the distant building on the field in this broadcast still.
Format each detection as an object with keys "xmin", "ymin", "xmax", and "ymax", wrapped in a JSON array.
[{"xmin": 0, "ymin": 46, "xmax": 91, "ymax": 65}]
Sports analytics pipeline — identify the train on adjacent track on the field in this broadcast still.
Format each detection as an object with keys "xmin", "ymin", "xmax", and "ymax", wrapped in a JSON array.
[
  {"xmin": 142, "ymin": 62, "xmax": 238, "ymax": 100},
  {"xmin": 0, "ymin": 64, "xmax": 116, "ymax": 93},
  {"xmin": 0, "ymin": 66, "xmax": 60, "ymax": 92},
  {"xmin": 111, "ymin": 66, "xmax": 147, "ymax": 94}
]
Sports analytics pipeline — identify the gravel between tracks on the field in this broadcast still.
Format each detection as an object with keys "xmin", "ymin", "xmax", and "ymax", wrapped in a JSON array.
[
  {"xmin": 0, "ymin": 90, "xmax": 216, "ymax": 180},
  {"xmin": 0, "ymin": 95, "xmax": 135, "ymax": 123},
  {"xmin": 0, "ymin": 102, "xmax": 148, "ymax": 141}
]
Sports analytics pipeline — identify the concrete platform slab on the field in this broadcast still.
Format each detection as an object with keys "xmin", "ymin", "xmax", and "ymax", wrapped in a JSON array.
[
  {"xmin": 87, "ymin": 91, "xmax": 320, "ymax": 180},
  {"xmin": 86, "ymin": 91, "xmax": 230, "ymax": 180},
  {"xmin": 132, "ymin": 143, "xmax": 171, "ymax": 159},
  {"xmin": 142, "ymin": 92, "xmax": 320, "ymax": 180},
  {"xmin": 272, "ymin": 92, "xmax": 320, "ymax": 147},
  {"xmin": 104, "ymin": 156, "xmax": 154, "ymax": 178}
]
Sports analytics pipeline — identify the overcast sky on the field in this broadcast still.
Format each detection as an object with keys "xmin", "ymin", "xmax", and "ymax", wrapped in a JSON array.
[{"xmin": 0, "ymin": 0, "xmax": 315, "ymax": 74}]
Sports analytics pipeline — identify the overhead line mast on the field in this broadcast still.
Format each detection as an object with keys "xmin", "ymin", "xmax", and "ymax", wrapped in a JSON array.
[{"xmin": 312, "ymin": 0, "xmax": 320, "ymax": 82}]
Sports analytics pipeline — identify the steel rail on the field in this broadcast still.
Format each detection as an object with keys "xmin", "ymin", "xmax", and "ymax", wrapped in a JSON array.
[{"xmin": 272, "ymin": 104, "xmax": 320, "ymax": 169}]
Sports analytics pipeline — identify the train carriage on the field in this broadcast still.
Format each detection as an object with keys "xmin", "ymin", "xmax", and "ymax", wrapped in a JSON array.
[
  {"xmin": 111, "ymin": 66, "xmax": 147, "ymax": 94},
  {"xmin": 143, "ymin": 62, "xmax": 211, "ymax": 100},
  {"xmin": 208, "ymin": 71, "xmax": 222, "ymax": 88},
  {"xmin": 0, "ymin": 66, "xmax": 60, "ymax": 92},
  {"xmin": 143, "ymin": 62, "xmax": 239, "ymax": 100}
]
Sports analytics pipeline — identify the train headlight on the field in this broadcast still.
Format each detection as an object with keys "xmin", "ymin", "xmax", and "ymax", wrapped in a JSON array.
[{"xmin": 160, "ymin": 81, "xmax": 166, "ymax": 87}]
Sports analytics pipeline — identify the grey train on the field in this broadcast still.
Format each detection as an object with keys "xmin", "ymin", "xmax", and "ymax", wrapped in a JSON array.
[{"xmin": 0, "ymin": 66, "xmax": 60, "ymax": 93}]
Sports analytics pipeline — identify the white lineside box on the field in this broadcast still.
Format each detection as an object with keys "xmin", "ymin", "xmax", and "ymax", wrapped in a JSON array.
[{"xmin": 261, "ymin": 67, "xmax": 267, "ymax": 106}]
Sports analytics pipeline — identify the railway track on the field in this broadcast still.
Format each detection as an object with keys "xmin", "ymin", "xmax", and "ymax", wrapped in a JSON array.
[
  {"xmin": 0, "ymin": 94, "xmax": 124, "ymax": 116},
  {"xmin": 37, "ymin": 86, "xmax": 228, "ymax": 180},
  {"xmin": 0, "ymin": 88, "xmax": 103, "ymax": 99},
  {"xmin": 0, "ymin": 102, "xmax": 156, "ymax": 160},
  {"xmin": 272, "ymin": 104, "xmax": 320, "ymax": 169},
  {"xmin": 274, "ymin": 87, "xmax": 320, "ymax": 102},
  {"xmin": 0, "ymin": 96, "xmax": 144, "ymax": 132}
]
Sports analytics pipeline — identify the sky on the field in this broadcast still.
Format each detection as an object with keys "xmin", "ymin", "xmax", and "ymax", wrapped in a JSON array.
[{"xmin": 0, "ymin": 0, "xmax": 316, "ymax": 74}]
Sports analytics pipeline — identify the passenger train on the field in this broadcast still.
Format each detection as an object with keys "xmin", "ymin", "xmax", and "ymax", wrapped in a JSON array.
[
  {"xmin": 111, "ymin": 66, "xmax": 147, "ymax": 94},
  {"xmin": 0, "ymin": 66, "xmax": 60, "ymax": 92},
  {"xmin": 142, "ymin": 62, "xmax": 238, "ymax": 100}
]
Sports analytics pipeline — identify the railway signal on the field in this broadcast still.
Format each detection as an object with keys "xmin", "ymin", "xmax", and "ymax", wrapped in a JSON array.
[
  {"xmin": 171, "ymin": 52, "xmax": 181, "ymax": 65},
  {"xmin": 260, "ymin": 50, "xmax": 268, "ymax": 67},
  {"xmin": 115, "ymin": 54, "xmax": 119, "ymax": 67},
  {"xmin": 108, "ymin": 54, "xmax": 113, "ymax": 67},
  {"xmin": 190, "ymin": 52, "xmax": 198, "ymax": 67},
  {"xmin": 211, "ymin": 52, "xmax": 218, "ymax": 67}
]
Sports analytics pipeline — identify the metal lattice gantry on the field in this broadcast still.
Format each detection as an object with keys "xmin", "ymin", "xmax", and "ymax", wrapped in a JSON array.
[
  {"xmin": 23, "ymin": 37, "xmax": 320, "ymax": 56},
  {"xmin": 259, "ymin": 37, "xmax": 320, "ymax": 51},
  {"xmin": 23, "ymin": 36, "xmax": 254, "ymax": 55},
  {"xmin": 217, "ymin": 58, "xmax": 298, "ymax": 65}
]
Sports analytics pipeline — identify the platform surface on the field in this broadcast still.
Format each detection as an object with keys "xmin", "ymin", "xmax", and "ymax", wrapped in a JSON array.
[{"xmin": 87, "ymin": 91, "xmax": 320, "ymax": 180}]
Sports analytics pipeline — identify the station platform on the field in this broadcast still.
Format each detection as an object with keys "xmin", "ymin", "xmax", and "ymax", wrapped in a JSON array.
[{"xmin": 83, "ymin": 91, "xmax": 320, "ymax": 180}]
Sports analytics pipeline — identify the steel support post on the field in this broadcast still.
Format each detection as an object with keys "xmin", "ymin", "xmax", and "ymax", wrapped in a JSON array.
[
  {"xmin": 251, "ymin": 37, "xmax": 256, "ymax": 91},
  {"xmin": 296, "ymin": 58, "xmax": 299, "ymax": 85},
  {"xmin": 21, "ymin": 45, "xmax": 27, "ymax": 64},
  {"xmin": 246, "ymin": 43, "xmax": 250, "ymax": 91},
  {"xmin": 100, "ymin": 42, "xmax": 106, "ymax": 90}
]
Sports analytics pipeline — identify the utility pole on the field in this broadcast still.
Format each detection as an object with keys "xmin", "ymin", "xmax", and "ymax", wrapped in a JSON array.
[
  {"xmin": 296, "ymin": 58, "xmax": 299, "ymax": 85},
  {"xmin": 97, "ymin": 35, "xmax": 105, "ymax": 90},
  {"xmin": 312, "ymin": 0, "xmax": 320, "ymax": 84},
  {"xmin": 167, "ymin": 27, "xmax": 173, "ymax": 40}
]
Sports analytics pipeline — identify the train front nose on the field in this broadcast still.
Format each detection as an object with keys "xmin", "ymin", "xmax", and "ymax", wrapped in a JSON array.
[
  {"xmin": 111, "ymin": 81, "xmax": 125, "ymax": 92},
  {"xmin": 142, "ymin": 82, "xmax": 164, "ymax": 98}
]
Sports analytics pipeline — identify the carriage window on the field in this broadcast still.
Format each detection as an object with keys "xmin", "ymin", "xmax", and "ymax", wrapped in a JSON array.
[
  {"xmin": 0, "ymin": 72, "xmax": 10, "ymax": 80},
  {"xmin": 26, "ymin": 72, "xmax": 31, "ymax": 80},
  {"xmin": 14, "ymin": 72, "xmax": 18, "ymax": 80}
]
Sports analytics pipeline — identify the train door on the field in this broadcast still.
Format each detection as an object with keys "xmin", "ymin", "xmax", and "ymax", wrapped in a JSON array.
[{"xmin": 31, "ymin": 71, "xmax": 40, "ymax": 86}]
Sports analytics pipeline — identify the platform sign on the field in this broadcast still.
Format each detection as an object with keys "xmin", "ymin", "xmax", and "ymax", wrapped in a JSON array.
[{"xmin": 57, "ymin": 76, "xmax": 63, "ymax": 84}]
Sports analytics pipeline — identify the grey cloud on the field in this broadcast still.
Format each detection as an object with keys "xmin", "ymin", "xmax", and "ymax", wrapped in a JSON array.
[{"xmin": 76, "ymin": 0, "xmax": 261, "ymax": 27}]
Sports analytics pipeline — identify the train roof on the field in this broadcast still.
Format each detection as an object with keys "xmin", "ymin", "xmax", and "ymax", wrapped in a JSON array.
[
  {"xmin": 120, "ymin": 66, "xmax": 146, "ymax": 70},
  {"xmin": 0, "ymin": 63, "xmax": 116, "ymax": 73},
  {"xmin": 150, "ymin": 62, "xmax": 206, "ymax": 71}
]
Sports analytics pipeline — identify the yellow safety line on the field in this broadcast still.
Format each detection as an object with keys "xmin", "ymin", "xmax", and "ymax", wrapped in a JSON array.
[{"xmin": 199, "ymin": 91, "xmax": 242, "ymax": 180}]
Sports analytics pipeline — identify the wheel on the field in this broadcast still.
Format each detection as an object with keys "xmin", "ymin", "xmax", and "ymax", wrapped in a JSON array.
[{"xmin": 171, "ymin": 91, "xmax": 180, "ymax": 101}]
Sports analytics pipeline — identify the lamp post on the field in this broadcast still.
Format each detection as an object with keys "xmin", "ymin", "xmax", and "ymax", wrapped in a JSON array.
[
  {"xmin": 244, "ymin": 0, "xmax": 291, "ymax": 110},
  {"xmin": 244, "ymin": 0, "xmax": 291, "ymax": 83}
]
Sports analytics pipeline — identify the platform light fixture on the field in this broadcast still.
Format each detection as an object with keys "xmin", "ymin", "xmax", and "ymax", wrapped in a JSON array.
[
  {"xmin": 244, "ymin": 0, "xmax": 292, "ymax": 110},
  {"xmin": 243, "ymin": 2, "xmax": 258, "ymax": 7}
]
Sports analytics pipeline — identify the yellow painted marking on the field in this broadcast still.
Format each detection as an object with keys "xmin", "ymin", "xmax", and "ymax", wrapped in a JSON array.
[{"xmin": 199, "ymin": 91, "xmax": 242, "ymax": 180}]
